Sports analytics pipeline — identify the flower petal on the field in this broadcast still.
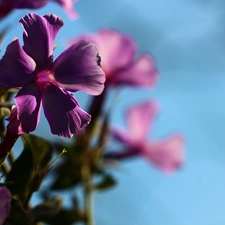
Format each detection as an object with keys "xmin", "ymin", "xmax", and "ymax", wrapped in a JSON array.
[
  {"xmin": 52, "ymin": 40, "xmax": 105, "ymax": 95},
  {"xmin": 15, "ymin": 82, "xmax": 42, "ymax": 133},
  {"xmin": 6, "ymin": 106, "xmax": 24, "ymax": 136},
  {"xmin": 126, "ymin": 101, "xmax": 158, "ymax": 140},
  {"xmin": 68, "ymin": 29, "xmax": 136, "ymax": 75},
  {"xmin": 111, "ymin": 54, "xmax": 158, "ymax": 87},
  {"xmin": 143, "ymin": 135, "xmax": 184, "ymax": 173},
  {"xmin": 91, "ymin": 29, "xmax": 136, "ymax": 75},
  {"xmin": 0, "ymin": 38, "xmax": 36, "ymax": 89},
  {"xmin": 52, "ymin": 0, "xmax": 78, "ymax": 19},
  {"xmin": 42, "ymin": 84, "xmax": 91, "ymax": 137},
  {"xmin": 0, "ymin": 0, "xmax": 17, "ymax": 18},
  {"xmin": 15, "ymin": 0, "xmax": 47, "ymax": 9},
  {"xmin": 0, "ymin": 187, "xmax": 11, "ymax": 225},
  {"xmin": 20, "ymin": 13, "xmax": 64, "ymax": 69},
  {"xmin": 111, "ymin": 127, "xmax": 134, "ymax": 146}
]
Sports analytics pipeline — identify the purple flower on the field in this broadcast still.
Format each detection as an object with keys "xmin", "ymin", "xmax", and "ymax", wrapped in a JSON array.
[
  {"xmin": 0, "ymin": 13, "xmax": 105, "ymax": 137},
  {"xmin": 110, "ymin": 101, "xmax": 184, "ymax": 173},
  {"xmin": 51, "ymin": 0, "xmax": 78, "ymax": 19},
  {"xmin": 0, "ymin": 0, "xmax": 78, "ymax": 19},
  {"xmin": 0, "ymin": 187, "xmax": 11, "ymax": 225},
  {"xmin": 68, "ymin": 29, "xmax": 158, "ymax": 87}
]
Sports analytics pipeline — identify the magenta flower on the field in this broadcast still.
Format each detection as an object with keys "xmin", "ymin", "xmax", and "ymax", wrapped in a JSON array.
[
  {"xmin": 0, "ymin": 13, "xmax": 105, "ymax": 137},
  {"xmin": 68, "ymin": 29, "xmax": 158, "ymax": 87},
  {"xmin": 109, "ymin": 102, "xmax": 184, "ymax": 173},
  {"xmin": 0, "ymin": 0, "xmax": 77, "ymax": 19},
  {"xmin": 51, "ymin": 0, "xmax": 78, "ymax": 19},
  {"xmin": 0, "ymin": 187, "xmax": 11, "ymax": 225}
]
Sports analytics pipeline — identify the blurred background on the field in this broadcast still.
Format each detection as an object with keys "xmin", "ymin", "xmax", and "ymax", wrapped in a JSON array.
[{"xmin": 2, "ymin": 0, "xmax": 225, "ymax": 224}]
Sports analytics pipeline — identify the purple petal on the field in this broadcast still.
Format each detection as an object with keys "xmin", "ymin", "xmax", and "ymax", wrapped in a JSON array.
[
  {"xmin": 126, "ymin": 101, "xmax": 158, "ymax": 141},
  {"xmin": 6, "ymin": 106, "xmax": 24, "ymax": 136},
  {"xmin": 52, "ymin": 40, "xmax": 105, "ymax": 95},
  {"xmin": 111, "ymin": 127, "xmax": 134, "ymax": 146},
  {"xmin": 0, "ymin": 0, "xmax": 17, "ymax": 18},
  {"xmin": 20, "ymin": 13, "xmax": 64, "ymax": 69},
  {"xmin": 15, "ymin": 82, "xmax": 42, "ymax": 133},
  {"xmin": 52, "ymin": 0, "xmax": 78, "ymax": 19},
  {"xmin": 15, "ymin": 0, "xmax": 47, "ymax": 8},
  {"xmin": 0, "ymin": 38, "xmax": 36, "ymax": 89},
  {"xmin": 0, "ymin": 187, "xmax": 11, "ymax": 225},
  {"xmin": 68, "ymin": 29, "xmax": 136, "ymax": 76},
  {"xmin": 143, "ymin": 135, "xmax": 184, "ymax": 173},
  {"xmin": 42, "ymin": 84, "xmax": 91, "ymax": 137},
  {"xmin": 90, "ymin": 29, "xmax": 136, "ymax": 75},
  {"xmin": 110, "ymin": 54, "xmax": 158, "ymax": 87}
]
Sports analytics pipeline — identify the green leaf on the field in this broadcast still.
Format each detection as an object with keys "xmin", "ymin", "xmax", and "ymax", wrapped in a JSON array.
[
  {"xmin": 6, "ymin": 134, "xmax": 53, "ymax": 202},
  {"xmin": 94, "ymin": 174, "xmax": 117, "ymax": 191},
  {"xmin": 50, "ymin": 161, "xmax": 82, "ymax": 190},
  {"xmin": 22, "ymin": 134, "xmax": 53, "ymax": 169},
  {"xmin": 28, "ymin": 197, "xmax": 62, "ymax": 222},
  {"xmin": 44, "ymin": 209, "xmax": 85, "ymax": 225},
  {"xmin": 4, "ymin": 198, "xmax": 32, "ymax": 225}
]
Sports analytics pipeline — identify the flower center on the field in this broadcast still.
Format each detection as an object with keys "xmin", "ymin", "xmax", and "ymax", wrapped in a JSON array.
[{"xmin": 36, "ymin": 70, "xmax": 54, "ymax": 89}]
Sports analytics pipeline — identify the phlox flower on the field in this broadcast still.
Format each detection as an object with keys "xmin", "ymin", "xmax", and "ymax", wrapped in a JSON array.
[
  {"xmin": 110, "ymin": 101, "xmax": 184, "ymax": 173},
  {"xmin": 0, "ymin": 0, "xmax": 78, "ymax": 19},
  {"xmin": 0, "ymin": 187, "xmax": 11, "ymax": 225},
  {"xmin": 68, "ymin": 29, "xmax": 158, "ymax": 88},
  {"xmin": 0, "ymin": 13, "xmax": 105, "ymax": 137}
]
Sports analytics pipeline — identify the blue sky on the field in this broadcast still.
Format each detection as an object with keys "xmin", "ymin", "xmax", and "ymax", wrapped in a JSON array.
[{"xmin": 2, "ymin": 0, "xmax": 225, "ymax": 224}]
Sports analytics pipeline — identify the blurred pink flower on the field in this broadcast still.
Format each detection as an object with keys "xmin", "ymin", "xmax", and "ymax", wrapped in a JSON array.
[
  {"xmin": 0, "ymin": 0, "xmax": 78, "ymax": 19},
  {"xmin": 0, "ymin": 187, "xmax": 11, "ymax": 225},
  {"xmin": 68, "ymin": 29, "xmax": 158, "ymax": 87},
  {"xmin": 108, "ymin": 101, "xmax": 184, "ymax": 173},
  {"xmin": 52, "ymin": 0, "xmax": 78, "ymax": 19}
]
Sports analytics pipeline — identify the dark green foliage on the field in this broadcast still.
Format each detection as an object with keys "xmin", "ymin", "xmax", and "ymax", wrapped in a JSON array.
[
  {"xmin": 94, "ymin": 174, "xmax": 117, "ymax": 191},
  {"xmin": 6, "ymin": 134, "xmax": 53, "ymax": 203},
  {"xmin": 4, "ymin": 199, "xmax": 32, "ymax": 225}
]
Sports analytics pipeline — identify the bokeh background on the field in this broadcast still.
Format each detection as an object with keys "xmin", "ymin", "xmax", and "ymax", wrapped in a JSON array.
[{"xmin": 2, "ymin": 0, "xmax": 225, "ymax": 224}]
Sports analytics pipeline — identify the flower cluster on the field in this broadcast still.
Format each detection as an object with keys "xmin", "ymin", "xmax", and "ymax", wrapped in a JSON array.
[{"xmin": 0, "ymin": 2, "xmax": 185, "ymax": 224}]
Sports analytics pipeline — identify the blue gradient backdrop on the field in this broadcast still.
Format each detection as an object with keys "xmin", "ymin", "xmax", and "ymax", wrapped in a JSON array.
[{"xmin": 2, "ymin": 0, "xmax": 225, "ymax": 224}]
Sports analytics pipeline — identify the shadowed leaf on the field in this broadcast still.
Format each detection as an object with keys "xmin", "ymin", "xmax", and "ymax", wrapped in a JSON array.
[
  {"xmin": 6, "ymin": 134, "xmax": 53, "ymax": 202},
  {"xmin": 94, "ymin": 174, "xmax": 117, "ymax": 191}
]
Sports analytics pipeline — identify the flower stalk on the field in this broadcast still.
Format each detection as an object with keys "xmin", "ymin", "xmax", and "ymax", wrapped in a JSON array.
[{"xmin": 81, "ymin": 153, "xmax": 95, "ymax": 225}]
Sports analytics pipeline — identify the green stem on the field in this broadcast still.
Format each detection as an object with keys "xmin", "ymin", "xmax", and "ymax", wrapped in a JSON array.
[
  {"xmin": 82, "ymin": 161, "xmax": 95, "ymax": 225},
  {"xmin": 7, "ymin": 151, "xmax": 15, "ymax": 167},
  {"xmin": 0, "ymin": 162, "xmax": 9, "ymax": 176}
]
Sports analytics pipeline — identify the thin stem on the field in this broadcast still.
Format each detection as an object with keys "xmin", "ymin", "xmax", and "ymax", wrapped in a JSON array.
[
  {"xmin": 0, "ymin": 162, "xmax": 9, "ymax": 176},
  {"xmin": 81, "ymin": 160, "xmax": 95, "ymax": 225},
  {"xmin": 7, "ymin": 151, "xmax": 15, "ymax": 167}
]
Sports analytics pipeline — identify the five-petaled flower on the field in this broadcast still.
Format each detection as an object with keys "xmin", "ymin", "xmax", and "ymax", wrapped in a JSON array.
[
  {"xmin": 68, "ymin": 29, "xmax": 158, "ymax": 88},
  {"xmin": 107, "ymin": 101, "xmax": 184, "ymax": 173},
  {"xmin": 0, "ymin": 0, "xmax": 78, "ymax": 19},
  {"xmin": 0, "ymin": 13, "xmax": 105, "ymax": 138}
]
